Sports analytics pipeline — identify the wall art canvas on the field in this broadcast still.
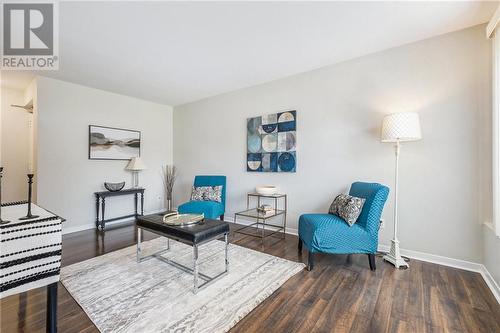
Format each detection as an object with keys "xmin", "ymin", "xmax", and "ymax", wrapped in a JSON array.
[
  {"xmin": 89, "ymin": 125, "xmax": 141, "ymax": 160},
  {"xmin": 247, "ymin": 110, "xmax": 296, "ymax": 172}
]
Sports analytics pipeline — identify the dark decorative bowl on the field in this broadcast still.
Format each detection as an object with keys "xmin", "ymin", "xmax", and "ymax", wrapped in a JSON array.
[{"xmin": 104, "ymin": 182, "xmax": 125, "ymax": 192}]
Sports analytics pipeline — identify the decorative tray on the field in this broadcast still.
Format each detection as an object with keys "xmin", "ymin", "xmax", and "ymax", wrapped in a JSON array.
[{"xmin": 162, "ymin": 212, "xmax": 204, "ymax": 226}]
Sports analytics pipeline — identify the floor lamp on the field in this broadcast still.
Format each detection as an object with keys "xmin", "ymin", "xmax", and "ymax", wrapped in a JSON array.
[{"xmin": 381, "ymin": 112, "xmax": 422, "ymax": 269}]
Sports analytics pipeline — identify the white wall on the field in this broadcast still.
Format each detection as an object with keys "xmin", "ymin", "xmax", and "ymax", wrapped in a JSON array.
[
  {"xmin": 1, "ymin": 86, "xmax": 29, "ymax": 202},
  {"xmin": 174, "ymin": 25, "xmax": 490, "ymax": 263},
  {"xmin": 36, "ymin": 77, "xmax": 173, "ymax": 233}
]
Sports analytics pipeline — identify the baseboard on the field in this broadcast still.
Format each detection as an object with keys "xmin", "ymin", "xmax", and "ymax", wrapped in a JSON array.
[
  {"xmin": 378, "ymin": 244, "xmax": 500, "ymax": 304},
  {"xmin": 62, "ymin": 208, "xmax": 166, "ymax": 235},
  {"xmin": 377, "ymin": 244, "xmax": 483, "ymax": 271},
  {"xmin": 479, "ymin": 265, "xmax": 500, "ymax": 305},
  {"xmin": 63, "ymin": 223, "xmax": 95, "ymax": 235}
]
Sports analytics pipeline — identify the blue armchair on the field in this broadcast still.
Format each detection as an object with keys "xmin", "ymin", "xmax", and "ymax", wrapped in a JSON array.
[
  {"xmin": 178, "ymin": 175, "xmax": 226, "ymax": 220},
  {"xmin": 298, "ymin": 182, "xmax": 389, "ymax": 271}
]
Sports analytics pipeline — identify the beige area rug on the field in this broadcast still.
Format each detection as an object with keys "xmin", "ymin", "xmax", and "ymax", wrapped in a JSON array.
[{"xmin": 61, "ymin": 237, "xmax": 304, "ymax": 333}]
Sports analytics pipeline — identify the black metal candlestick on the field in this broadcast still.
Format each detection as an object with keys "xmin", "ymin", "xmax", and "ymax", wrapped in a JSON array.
[
  {"xmin": 0, "ymin": 167, "xmax": 10, "ymax": 224},
  {"xmin": 19, "ymin": 173, "xmax": 39, "ymax": 220}
]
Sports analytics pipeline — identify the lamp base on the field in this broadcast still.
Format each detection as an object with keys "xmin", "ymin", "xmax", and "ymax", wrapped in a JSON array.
[
  {"xmin": 383, "ymin": 239, "xmax": 409, "ymax": 269},
  {"xmin": 131, "ymin": 171, "xmax": 140, "ymax": 188}
]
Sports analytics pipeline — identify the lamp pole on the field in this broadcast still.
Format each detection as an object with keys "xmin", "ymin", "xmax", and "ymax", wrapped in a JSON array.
[
  {"xmin": 394, "ymin": 141, "xmax": 399, "ymax": 243},
  {"xmin": 383, "ymin": 140, "xmax": 409, "ymax": 269}
]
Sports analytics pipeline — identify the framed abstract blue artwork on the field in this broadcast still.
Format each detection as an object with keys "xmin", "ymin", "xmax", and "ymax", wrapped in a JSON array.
[{"xmin": 247, "ymin": 110, "xmax": 296, "ymax": 172}]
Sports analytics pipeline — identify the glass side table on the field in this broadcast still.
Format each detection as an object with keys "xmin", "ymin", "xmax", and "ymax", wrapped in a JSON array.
[{"xmin": 233, "ymin": 193, "xmax": 287, "ymax": 240}]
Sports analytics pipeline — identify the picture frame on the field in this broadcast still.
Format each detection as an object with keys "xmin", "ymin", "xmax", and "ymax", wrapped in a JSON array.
[
  {"xmin": 88, "ymin": 125, "xmax": 141, "ymax": 160},
  {"xmin": 247, "ymin": 110, "xmax": 297, "ymax": 172}
]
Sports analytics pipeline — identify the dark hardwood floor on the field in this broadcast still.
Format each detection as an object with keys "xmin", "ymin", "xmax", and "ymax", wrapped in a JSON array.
[{"xmin": 1, "ymin": 223, "xmax": 499, "ymax": 333}]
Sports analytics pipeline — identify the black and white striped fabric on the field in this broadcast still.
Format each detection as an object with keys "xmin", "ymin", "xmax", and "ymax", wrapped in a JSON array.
[{"xmin": 1, "ymin": 202, "xmax": 63, "ymax": 299}]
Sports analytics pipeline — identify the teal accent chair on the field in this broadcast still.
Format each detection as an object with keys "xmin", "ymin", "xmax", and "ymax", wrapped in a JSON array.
[
  {"xmin": 298, "ymin": 182, "xmax": 389, "ymax": 271},
  {"xmin": 178, "ymin": 175, "xmax": 226, "ymax": 220}
]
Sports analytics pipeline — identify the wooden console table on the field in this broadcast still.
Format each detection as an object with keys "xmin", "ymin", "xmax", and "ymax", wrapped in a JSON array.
[{"xmin": 94, "ymin": 188, "xmax": 144, "ymax": 230}]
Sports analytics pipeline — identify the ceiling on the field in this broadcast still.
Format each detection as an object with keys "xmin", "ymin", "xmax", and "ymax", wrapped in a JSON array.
[{"xmin": 1, "ymin": 1, "xmax": 497, "ymax": 106}]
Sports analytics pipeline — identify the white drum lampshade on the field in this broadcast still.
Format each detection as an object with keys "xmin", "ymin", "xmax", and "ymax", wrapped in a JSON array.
[
  {"xmin": 381, "ymin": 112, "xmax": 422, "ymax": 142},
  {"xmin": 125, "ymin": 157, "xmax": 147, "ymax": 188},
  {"xmin": 125, "ymin": 157, "xmax": 147, "ymax": 171}
]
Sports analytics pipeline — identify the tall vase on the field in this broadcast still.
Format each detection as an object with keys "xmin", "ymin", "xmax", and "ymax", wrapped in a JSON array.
[{"xmin": 166, "ymin": 197, "xmax": 173, "ymax": 212}]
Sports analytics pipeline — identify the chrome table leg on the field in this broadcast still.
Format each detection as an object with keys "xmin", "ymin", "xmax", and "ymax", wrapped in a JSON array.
[
  {"xmin": 136, "ymin": 231, "xmax": 228, "ymax": 294},
  {"xmin": 136, "ymin": 227, "xmax": 142, "ymax": 262},
  {"xmin": 193, "ymin": 244, "xmax": 199, "ymax": 294},
  {"xmin": 225, "ymin": 233, "xmax": 229, "ymax": 273}
]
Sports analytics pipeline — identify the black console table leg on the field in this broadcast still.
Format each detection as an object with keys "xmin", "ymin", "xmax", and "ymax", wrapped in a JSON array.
[
  {"xmin": 95, "ymin": 196, "xmax": 100, "ymax": 229},
  {"xmin": 134, "ymin": 193, "xmax": 138, "ymax": 217},
  {"xmin": 46, "ymin": 282, "xmax": 57, "ymax": 333},
  {"xmin": 101, "ymin": 198, "xmax": 106, "ymax": 230},
  {"xmin": 140, "ymin": 193, "xmax": 144, "ymax": 215}
]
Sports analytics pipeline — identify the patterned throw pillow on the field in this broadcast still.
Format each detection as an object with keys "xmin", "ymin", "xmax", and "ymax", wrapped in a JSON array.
[
  {"xmin": 191, "ymin": 186, "xmax": 205, "ymax": 201},
  {"xmin": 190, "ymin": 186, "xmax": 223, "ymax": 203},
  {"xmin": 205, "ymin": 186, "xmax": 222, "ymax": 202},
  {"xmin": 328, "ymin": 194, "xmax": 366, "ymax": 226}
]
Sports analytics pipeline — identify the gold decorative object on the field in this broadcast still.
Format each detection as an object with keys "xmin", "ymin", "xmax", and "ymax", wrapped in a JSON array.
[{"xmin": 162, "ymin": 212, "xmax": 204, "ymax": 226}]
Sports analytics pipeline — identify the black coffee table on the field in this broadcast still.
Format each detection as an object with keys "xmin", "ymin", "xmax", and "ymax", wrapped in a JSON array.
[{"xmin": 136, "ymin": 213, "xmax": 230, "ymax": 293}]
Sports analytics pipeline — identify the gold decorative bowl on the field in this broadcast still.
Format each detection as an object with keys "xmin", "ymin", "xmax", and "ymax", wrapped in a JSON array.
[{"xmin": 162, "ymin": 212, "xmax": 204, "ymax": 226}]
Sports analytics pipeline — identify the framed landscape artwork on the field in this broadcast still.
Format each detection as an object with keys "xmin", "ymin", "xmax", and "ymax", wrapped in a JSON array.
[
  {"xmin": 247, "ymin": 110, "xmax": 297, "ymax": 172},
  {"xmin": 89, "ymin": 125, "xmax": 141, "ymax": 160}
]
